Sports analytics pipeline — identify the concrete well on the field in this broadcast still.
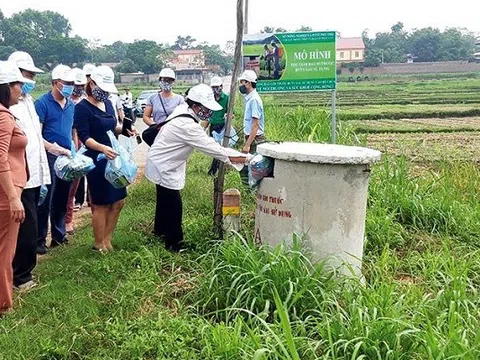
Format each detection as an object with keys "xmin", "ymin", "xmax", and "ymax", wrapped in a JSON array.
[{"xmin": 254, "ymin": 142, "xmax": 381, "ymax": 276}]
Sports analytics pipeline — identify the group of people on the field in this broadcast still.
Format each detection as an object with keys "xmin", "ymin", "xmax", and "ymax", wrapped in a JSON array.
[
  {"xmin": 0, "ymin": 47, "xmax": 265, "ymax": 315},
  {"xmin": 263, "ymin": 42, "xmax": 282, "ymax": 79},
  {"xmin": 0, "ymin": 51, "xmax": 138, "ymax": 315}
]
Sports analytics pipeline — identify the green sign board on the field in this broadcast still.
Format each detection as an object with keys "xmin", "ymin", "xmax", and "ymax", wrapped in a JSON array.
[{"xmin": 243, "ymin": 31, "xmax": 337, "ymax": 92}]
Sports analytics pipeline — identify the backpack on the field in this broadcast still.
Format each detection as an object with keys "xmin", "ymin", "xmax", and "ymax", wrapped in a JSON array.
[{"xmin": 277, "ymin": 46, "xmax": 283, "ymax": 58}]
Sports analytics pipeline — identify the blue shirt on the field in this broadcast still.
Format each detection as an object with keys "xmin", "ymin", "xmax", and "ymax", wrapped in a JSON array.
[
  {"xmin": 35, "ymin": 92, "xmax": 75, "ymax": 149},
  {"xmin": 243, "ymin": 90, "xmax": 265, "ymax": 136}
]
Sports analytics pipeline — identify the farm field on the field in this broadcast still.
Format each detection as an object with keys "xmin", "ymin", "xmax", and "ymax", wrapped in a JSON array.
[{"xmin": 2, "ymin": 74, "xmax": 480, "ymax": 359}]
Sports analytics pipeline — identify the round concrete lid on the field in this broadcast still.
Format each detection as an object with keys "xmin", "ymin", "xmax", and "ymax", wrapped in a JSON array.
[{"xmin": 257, "ymin": 142, "xmax": 382, "ymax": 165}]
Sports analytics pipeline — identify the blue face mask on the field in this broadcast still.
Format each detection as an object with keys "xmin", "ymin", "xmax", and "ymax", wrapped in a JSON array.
[
  {"xmin": 22, "ymin": 82, "xmax": 36, "ymax": 95},
  {"xmin": 58, "ymin": 84, "xmax": 74, "ymax": 98}
]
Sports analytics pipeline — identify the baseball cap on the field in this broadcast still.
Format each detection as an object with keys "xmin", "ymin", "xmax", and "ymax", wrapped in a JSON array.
[
  {"xmin": 210, "ymin": 76, "xmax": 223, "ymax": 87},
  {"xmin": 83, "ymin": 63, "xmax": 96, "ymax": 76},
  {"xmin": 91, "ymin": 66, "xmax": 118, "ymax": 94},
  {"xmin": 0, "ymin": 61, "xmax": 35, "ymax": 85},
  {"xmin": 239, "ymin": 70, "xmax": 257, "ymax": 83},
  {"xmin": 159, "ymin": 68, "xmax": 176, "ymax": 80},
  {"xmin": 70, "ymin": 68, "xmax": 87, "ymax": 85},
  {"xmin": 187, "ymin": 84, "xmax": 222, "ymax": 111},
  {"xmin": 8, "ymin": 51, "xmax": 44, "ymax": 73},
  {"xmin": 52, "ymin": 64, "xmax": 75, "ymax": 82}
]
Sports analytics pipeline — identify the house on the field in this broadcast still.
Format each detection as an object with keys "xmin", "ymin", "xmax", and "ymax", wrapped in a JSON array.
[
  {"xmin": 166, "ymin": 49, "xmax": 209, "ymax": 83},
  {"xmin": 169, "ymin": 49, "xmax": 206, "ymax": 70},
  {"xmin": 336, "ymin": 37, "xmax": 365, "ymax": 63}
]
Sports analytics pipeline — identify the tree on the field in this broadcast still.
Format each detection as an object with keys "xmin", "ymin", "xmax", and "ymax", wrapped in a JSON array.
[
  {"xmin": 297, "ymin": 26, "xmax": 312, "ymax": 32},
  {"xmin": 438, "ymin": 28, "xmax": 476, "ymax": 61},
  {"xmin": 0, "ymin": 9, "xmax": 85, "ymax": 66},
  {"xmin": 196, "ymin": 43, "xmax": 233, "ymax": 75},
  {"xmin": 408, "ymin": 27, "xmax": 441, "ymax": 62},
  {"xmin": 261, "ymin": 26, "xmax": 275, "ymax": 34},
  {"xmin": 275, "ymin": 27, "xmax": 287, "ymax": 33},
  {"xmin": 116, "ymin": 59, "xmax": 136, "ymax": 73},
  {"xmin": 126, "ymin": 40, "xmax": 165, "ymax": 74},
  {"xmin": 173, "ymin": 35, "xmax": 196, "ymax": 50}
]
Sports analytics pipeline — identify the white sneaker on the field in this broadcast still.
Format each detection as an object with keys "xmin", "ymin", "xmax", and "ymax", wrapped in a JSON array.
[{"xmin": 16, "ymin": 280, "xmax": 37, "ymax": 292}]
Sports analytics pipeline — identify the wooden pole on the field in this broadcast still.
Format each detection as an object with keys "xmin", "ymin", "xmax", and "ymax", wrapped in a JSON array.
[
  {"xmin": 244, "ymin": 0, "xmax": 249, "ymax": 35},
  {"xmin": 214, "ymin": 0, "xmax": 245, "ymax": 238}
]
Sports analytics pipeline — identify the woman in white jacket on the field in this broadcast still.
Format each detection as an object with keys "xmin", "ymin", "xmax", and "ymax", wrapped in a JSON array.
[{"xmin": 146, "ymin": 84, "xmax": 246, "ymax": 252}]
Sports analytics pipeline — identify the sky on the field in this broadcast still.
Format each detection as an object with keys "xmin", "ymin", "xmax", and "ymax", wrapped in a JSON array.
[{"xmin": 2, "ymin": 0, "xmax": 479, "ymax": 46}]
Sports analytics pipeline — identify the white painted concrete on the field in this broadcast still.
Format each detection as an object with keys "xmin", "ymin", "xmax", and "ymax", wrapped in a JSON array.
[
  {"xmin": 257, "ymin": 142, "xmax": 381, "ymax": 165},
  {"xmin": 254, "ymin": 142, "xmax": 381, "ymax": 277}
]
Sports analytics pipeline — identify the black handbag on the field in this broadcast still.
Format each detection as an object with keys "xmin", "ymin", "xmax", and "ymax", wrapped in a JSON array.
[
  {"xmin": 142, "ymin": 113, "xmax": 197, "ymax": 146},
  {"xmin": 142, "ymin": 94, "xmax": 171, "ymax": 147}
]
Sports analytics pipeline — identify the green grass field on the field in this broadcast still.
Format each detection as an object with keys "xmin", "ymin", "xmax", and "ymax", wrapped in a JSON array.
[{"xmin": 2, "ymin": 74, "xmax": 480, "ymax": 359}]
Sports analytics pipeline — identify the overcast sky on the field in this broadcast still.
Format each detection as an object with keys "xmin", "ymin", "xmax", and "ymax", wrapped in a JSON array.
[{"xmin": 2, "ymin": 0, "xmax": 479, "ymax": 46}]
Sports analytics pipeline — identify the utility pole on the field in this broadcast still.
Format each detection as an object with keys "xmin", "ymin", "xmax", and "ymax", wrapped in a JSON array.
[
  {"xmin": 213, "ymin": 0, "xmax": 245, "ymax": 237},
  {"xmin": 244, "ymin": 0, "xmax": 249, "ymax": 35}
]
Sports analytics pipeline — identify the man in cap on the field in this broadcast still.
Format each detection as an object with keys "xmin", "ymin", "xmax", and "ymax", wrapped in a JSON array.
[
  {"xmin": 238, "ymin": 70, "xmax": 265, "ymax": 184},
  {"xmin": 122, "ymin": 87, "xmax": 134, "ymax": 121},
  {"xmin": 207, "ymin": 76, "xmax": 230, "ymax": 176},
  {"xmin": 34, "ymin": 64, "xmax": 76, "ymax": 253},
  {"xmin": 7, "ymin": 51, "xmax": 50, "ymax": 287}
]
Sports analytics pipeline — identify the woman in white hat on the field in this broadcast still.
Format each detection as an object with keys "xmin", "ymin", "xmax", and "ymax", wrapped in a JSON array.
[
  {"xmin": 74, "ymin": 66, "xmax": 136, "ymax": 252},
  {"xmin": 143, "ymin": 68, "xmax": 184, "ymax": 126},
  {"xmin": 0, "ymin": 61, "xmax": 32, "ymax": 314},
  {"xmin": 146, "ymin": 84, "xmax": 247, "ymax": 252}
]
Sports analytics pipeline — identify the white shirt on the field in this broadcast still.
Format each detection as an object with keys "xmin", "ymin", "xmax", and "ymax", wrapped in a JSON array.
[
  {"xmin": 109, "ymin": 94, "xmax": 123, "ymax": 119},
  {"xmin": 146, "ymin": 104, "xmax": 241, "ymax": 190},
  {"xmin": 124, "ymin": 92, "xmax": 133, "ymax": 108},
  {"xmin": 10, "ymin": 94, "xmax": 51, "ymax": 189}
]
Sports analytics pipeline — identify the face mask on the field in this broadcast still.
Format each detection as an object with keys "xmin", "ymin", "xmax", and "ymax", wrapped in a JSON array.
[
  {"xmin": 58, "ymin": 83, "xmax": 74, "ymax": 98},
  {"xmin": 212, "ymin": 87, "xmax": 222, "ymax": 96},
  {"xmin": 22, "ymin": 82, "xmax": 36, "ymax": 95},
  {"xmin": 239, "ymin": 84, "xmax": 248, "ymax": 94},
  {"xmin": 159, "ymin": 81, "xmax": 173, "ymax": 92},
  {"xmin": 195, "ymin": 106, "xmax": 213, "ymax": 121},
  {"xmin": 91, "ymin": 86, "xmax": 110, "ymax": 102},
  {"xmin": 72, "ymin": 86, "xmax": 85, "ymax": 97}
]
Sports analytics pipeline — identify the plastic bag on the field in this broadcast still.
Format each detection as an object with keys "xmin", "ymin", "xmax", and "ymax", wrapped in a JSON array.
[
  {"xmin": 97, "ymin": 132, "xmax": 138, "ymax": 189},
  {"xmin": 38, "ymin": 185, "xmax": 48, "ymax": 206},
  {"xmin": 212, "ymin": 126, "xmax": 239, "ymax": 148},
  {"xmin": 248, "ymin": 154, "xmax": 274, "ymax": 188},
  {"xmin": 54, "ymin": 143, "xmax": 95, "ymax": 181}
]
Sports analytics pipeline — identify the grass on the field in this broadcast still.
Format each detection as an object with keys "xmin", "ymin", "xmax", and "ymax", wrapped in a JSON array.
[{"xmin": 1, "ymin": 74, "xmax": 480, "ymax": 359}]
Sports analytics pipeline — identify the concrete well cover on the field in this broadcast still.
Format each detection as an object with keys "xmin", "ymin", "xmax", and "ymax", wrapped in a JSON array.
[{"xmin": 257, "ymin": 142, "xmax": 381, "ymax": 165}]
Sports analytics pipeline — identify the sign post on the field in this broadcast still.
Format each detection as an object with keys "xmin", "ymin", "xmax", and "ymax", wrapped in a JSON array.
[{"xmin": 243, "ymin": 31, "xmax": 337, "ymax": 142}]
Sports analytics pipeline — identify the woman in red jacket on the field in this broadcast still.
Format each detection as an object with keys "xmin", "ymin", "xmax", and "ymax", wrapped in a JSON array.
[{"xmin": 0, "ymin": 61, "xmax": 31, "ymax": 315}]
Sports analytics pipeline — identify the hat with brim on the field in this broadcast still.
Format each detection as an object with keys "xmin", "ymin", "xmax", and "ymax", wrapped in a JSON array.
[
  {"xmin": 8, "ymin": 51, "xmax": 44, "ymax": 74},
  {"xmin": 91, "ymin": 66, "xmax": 118, "ymax": 94},
  {"xmin": 0, "ymin": 61, "xmax": 35, "ymax": 85},
  {"xmin": 187, "ymin": 84, "xmax": 222, "ymax": 111}
]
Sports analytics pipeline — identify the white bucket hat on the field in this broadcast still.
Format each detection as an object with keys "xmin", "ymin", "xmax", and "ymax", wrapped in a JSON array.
[
  {"xmin": 159, "ymin": 68, "xmax": 176, "ymax": 80},
  {"xmin": 187, "ymin": 84, "xmax": 222, "ymax": 111},
  {"xmin": 52, "ymin": 64, "xmax": 75, "ymax": 82},
  {"xmin": 83, "ymin": 63, "xmax": 96, "ymax": 76},
  {"xmin": 0, "ymin": 61, "xmax": 35, "ymax": 85},
  {"xmin": 8, "ymin": 51, "xmax": 44, "ymax": 73},
  {"xmin": 70, "ymin": 68, "xmax": 87, "ymax": 85},
  {"xmin": 239, "ymin": 70, "xmax": 258, "ymax": 83},
  {"xmin": 91, "ymin": 66, "xmax": 118, "ymax": 94},
  {"xmin": 210, "ymin": 76, "xmax": 223, "ymax": 87}
]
